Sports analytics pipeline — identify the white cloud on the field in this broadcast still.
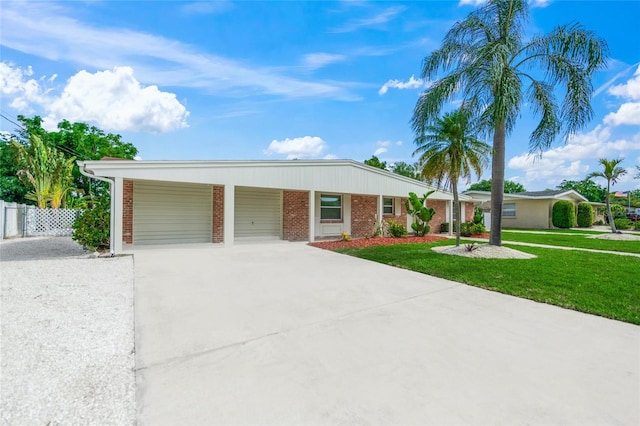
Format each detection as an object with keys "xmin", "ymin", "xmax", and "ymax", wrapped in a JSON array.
[
  {"xmin": 508, "ymin": 125, "xmax": 640, "ymax": 187},
  {"xmin": 604, "ymin": 65, "xmax": 640, "ymax": 126},
  {"xmin": 330, "ymin": 6, "xmax": 406, "ymax": 33},
  {"xmin": 0, "ymin": 2, "xmax": 357, "ymax": 101},
  {"xmin": 323, "ymin": 154, "xmax": 338, "ymax": 160},
  {"xmin": 264, "ymin": 136, "xmax": 328, "ymax": 159},
  {"xmin": 379, "ymin": 75, "xmax": 425, "ymax": 95},
  {"xmin": 604, "ymin": 103, "xmax": 640, "ymax": 126},
  {"xmin": 458, "ymin": 0, "xmax": 486, "ymax": 6},
  {"xmin": 608, "ymin": 65, "xmax": 640, "ymax": 100},
  {"xmin": 47, "ymin": 67, "xmax": 189, "ymax": 133},
  {"xmin": 180, "ymin": 1, "xmax": 233, "ymax": 15},
  {"xmin": 302, "ymin": 53, "xmax": 347, "ymax": 71},
  {"xmin": 1, "ymin": 62, "xmax": 189, "ymax": 133},
  {"xmin": 373, "ymin": 147, "xmax": 388, "ymax": 156}
]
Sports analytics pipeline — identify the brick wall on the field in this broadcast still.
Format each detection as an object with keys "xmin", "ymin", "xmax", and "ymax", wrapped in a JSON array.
[
  {"xmin": 212, "ymin": 186, "xmax": 224, "ymax": 243},
  {"xmin": 465, "ymin": 203, "xmax": 475, "ymax": 222},
  {"xmin": 123, "ymin": 179, "xmax": 133, "ymax": 244},
  {"xmin": 428, "ymin": 200, "xmax": 447, "ymax": 234},
  {"xmin": 351, "ymin": 195, "xmax": 377, "ymax": 238},
  {"xmin": 282, "ymin": 190, "xmax": 309, "ymax": 241}
]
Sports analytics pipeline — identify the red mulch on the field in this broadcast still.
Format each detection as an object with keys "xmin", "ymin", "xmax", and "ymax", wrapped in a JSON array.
[{"xmin": 308, "ymin": 235, "xmax": 448, "ymax": 251}]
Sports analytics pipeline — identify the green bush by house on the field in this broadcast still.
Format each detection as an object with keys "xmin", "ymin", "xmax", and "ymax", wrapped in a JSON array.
[
  {"xmin": 614, "ymin": 218, "xmax": 633, "ymax": 230},
  {"xmin": 72, "ymin": 198, "xmax": 110, "ymax": 251},
  {"xmin": 576, "ymin": 202, "xmax": 594, "ymax": 227},
  {"xmin": 552, "ymin": 200, "xmax": 575, "ymax": 229}
]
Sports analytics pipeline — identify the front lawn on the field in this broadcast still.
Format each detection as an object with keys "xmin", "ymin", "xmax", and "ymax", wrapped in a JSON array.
[
  {"xmin": 337, "ymin": 240, "xmax": 640, "ymax": 325},
  {"xmin": 501, "ymin": 231, "xmax": 640, "ymax": 254}
]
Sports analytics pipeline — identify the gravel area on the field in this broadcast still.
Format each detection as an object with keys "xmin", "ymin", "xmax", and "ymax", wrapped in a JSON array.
[
  {"xmin": 432, "ymin": 243, "xmax": 537, "ymax": 259},
  {"xmin": 589, "ymin": 232, "xmax": 640, "ymax": 240},
  {"xmin": 1, "ymin": 237, "xmax": 135, "ymax": 425}
]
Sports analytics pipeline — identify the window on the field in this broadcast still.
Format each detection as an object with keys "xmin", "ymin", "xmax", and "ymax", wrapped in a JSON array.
[
  {"xmin": 383, "ymin": 197, "xmax": 394, "ymax": 215},
  {"xmin": 503, "ymin": 203, "xmax": 516, "ymax": 217},
  {"xmin": 320, "ymin": 194, "xmax": 342, "ymax": 220}
]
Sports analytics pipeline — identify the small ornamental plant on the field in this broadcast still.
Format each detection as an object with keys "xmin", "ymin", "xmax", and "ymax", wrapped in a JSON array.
[
  {"xmin": 340, "ymin": 231, "xmax": 351, "ymax": 241},
  {"xmin": 386, "ymin": 220, "xmax": 408, "ymax": 238}
]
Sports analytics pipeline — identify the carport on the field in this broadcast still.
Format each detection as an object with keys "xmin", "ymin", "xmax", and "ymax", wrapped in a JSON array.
[{"xmin": 77, "ymin": 159, "xmax": 467, "ymax": 254}]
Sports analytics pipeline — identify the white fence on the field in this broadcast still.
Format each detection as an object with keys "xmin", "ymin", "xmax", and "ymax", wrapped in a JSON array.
[{"xmin": 1, "ymin": 200, "xmax": 82, "ymax": 239}]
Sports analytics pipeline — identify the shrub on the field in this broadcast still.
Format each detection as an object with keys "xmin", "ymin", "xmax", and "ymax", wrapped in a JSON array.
[
  {"xmin": 614, "ymin": 218, "xmax": 633, "ymax": 230},
  {"xmin": 552, "ymin": 200, "xmax": 575, "ymax": 229},
  {"xmin": 576, "ymin": 203, "xmax": 594, "ymax": 228},
  {"xmin": 459, "ymin": 222, "xmax": 472, "ymax": 237},
  {"xmin": 472, "ymin": 208, "xmax": 484, "ymax": 225},
  {"xmin": 440, "ymin": 222, "xmax": 450, "ymax": 233},
  {"xmin": 469, "ymin": 223, "xmax": 486, "ymax": 235},
  {"xmin": 405, "ymin": 191, "xmax": 436, "ymax": 237},
  {"xmin": 340, "ymin": 231, "xmax": 351, "ymax": 241},
  {"xmin": 635, "ymin": 221, "xmax": 640, "ymax": 231},
  {"xmin": 594, "ymin": 219, "xmax": 604, "ymax": 226},
  {"xmin": 387, "ymin": 220, "xmax": 408, "ymax": 238},
  {"xmin": 72, "ymin": 198, "xmax": 110, "ymax": 251}
]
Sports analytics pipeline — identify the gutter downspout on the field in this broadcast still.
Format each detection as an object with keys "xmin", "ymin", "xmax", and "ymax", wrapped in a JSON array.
[{"xmin": 79, "ymin": 164, "xmax": 116, "ymax": 257}]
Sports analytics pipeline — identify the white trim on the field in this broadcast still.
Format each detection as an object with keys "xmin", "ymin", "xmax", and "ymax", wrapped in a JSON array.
[
  {"xmin": 113, "ymin": 177, "xmax": 123, "ymax": 253},
  {"xmin": 308, "ymin": 190, "xmax": 315, "ymax": 242},
  {"xmin": 224, "ymin": 185, "xmax": 235, "ymax": 247}
]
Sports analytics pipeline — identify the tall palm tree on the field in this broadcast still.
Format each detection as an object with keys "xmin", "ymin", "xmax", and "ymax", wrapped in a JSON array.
[
  {"xmin": 587, "ymin": 158, "xmax": 627, "ymax": 233},
  {"xmin": 413, "ymin": 109, "xmax": 490, "ymax": 246},
  {"xmin": 412, "ymin": 0, "xmax": 608, "ymax": 245}
]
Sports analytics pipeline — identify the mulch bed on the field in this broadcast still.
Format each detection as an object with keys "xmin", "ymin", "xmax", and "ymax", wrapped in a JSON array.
[{"xmin": 308, "ymin": 235, "xmax": 449, "ymax": 251}]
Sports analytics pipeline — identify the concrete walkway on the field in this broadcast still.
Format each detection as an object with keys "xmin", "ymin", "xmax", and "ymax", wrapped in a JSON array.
[
  {"xmin": 461, "ymin": 236, "xmax": 640, "ymax": 258},
  {"xmin": 133, "ymin": 242, "xmax": 639, "ymax": 425}
]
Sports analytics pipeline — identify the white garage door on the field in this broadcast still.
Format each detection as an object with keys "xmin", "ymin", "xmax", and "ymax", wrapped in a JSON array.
[
  {"xmin": 235, "ymin": 187, "xmax": 282, "ymax": 239},
  {"xmin": 134, "ymin": 181, "xmax": 212, "ymax": 245}
]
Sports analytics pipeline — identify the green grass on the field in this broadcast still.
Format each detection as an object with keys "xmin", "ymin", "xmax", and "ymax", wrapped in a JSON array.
[
  {"xmin": 337, "ymin": 240, "xmax": 640, "ymax": 325},
  {"xmin": 501, "ymin": 231, "xmax": 640, "ymax": 254}
]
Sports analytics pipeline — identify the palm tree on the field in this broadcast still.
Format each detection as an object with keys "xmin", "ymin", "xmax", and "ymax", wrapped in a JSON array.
[
  {"xmin": 11, "ymin": 135, "xmax": 76, "ymax": 209},
  {"xmin": 412, "ymin": 0, "xmax": 608, "ymax": 245},
  {"xmin": 587, "ymin": 158, "xmax": 627, "ymax": 233},
  {"xmin": 413, "ymin": 108, "xmax": 490, "ymax": 246},
  {"xmin": 12, "ymin": 135, "xmax": 52, "ymax": 208}
]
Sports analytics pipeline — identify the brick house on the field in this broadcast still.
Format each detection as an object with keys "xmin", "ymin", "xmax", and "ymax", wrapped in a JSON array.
[{"xmin": 79, "ymin": 159, "xmax": 474, "ymax": 253}]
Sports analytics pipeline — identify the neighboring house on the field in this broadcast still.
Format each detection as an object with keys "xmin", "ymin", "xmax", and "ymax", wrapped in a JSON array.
[
  {"xmin": 463, "ymin": 189, "xmax": 600, "ymax": 229},
  {"xmin": 78, "ymin": 159, "xmax": 474, "ymax": 253}
]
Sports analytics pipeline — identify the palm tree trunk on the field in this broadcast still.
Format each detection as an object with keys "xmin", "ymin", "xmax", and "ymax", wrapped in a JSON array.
[
  {"xmin": 607, "ymin": 180, "xmax": 617, "ymax": 233},
  {"xmin": 452, "ymin": 180, "xmax": 460, "ymax": 246},
  {"xmin": 490, "ymin": 123, "xmax": 506, "ymax": 246}
]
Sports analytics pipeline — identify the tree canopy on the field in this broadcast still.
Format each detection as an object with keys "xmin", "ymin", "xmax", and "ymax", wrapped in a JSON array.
[
  {"xmin": 468, "ymin": 179, "xmax": 526, "ymax": 193},
  {"xmin": 587, "ymin": 158, "xmax": 627, "ymax": 233},
  {"xmin": 412, "ymin": 0, "xmax": 608, "ymax": 245},
  {"xmin": 1, "ymin": 116, "xmax": 138, "ymax": 204},
  {"xmin": 390, "ymin": 162, "xmax": 421, "ymax": 180},
  {"xmin": 363, "ymin": 155, "xmax": 388, "ymax": 170},
  {"xmin": 556, "ymin": 179, "xmax": 606, "ymax": 202},
  {"xmin": 412, "ymin": 109, "xmax": 490, "ymax": 246}
]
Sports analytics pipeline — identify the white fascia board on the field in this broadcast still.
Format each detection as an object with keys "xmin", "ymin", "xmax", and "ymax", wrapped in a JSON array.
[{"xmin": 78, "ymin": 159, "xmax": 462, "ymax": 201}]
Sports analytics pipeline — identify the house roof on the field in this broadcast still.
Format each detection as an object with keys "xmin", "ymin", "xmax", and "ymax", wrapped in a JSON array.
[
  {"xmin": 463, "ymin": 189, "xmax": 588, "ymax": 203},
  {"xmin": 79, "ymin": 159, "xmax": 470, "ymax": 201}
]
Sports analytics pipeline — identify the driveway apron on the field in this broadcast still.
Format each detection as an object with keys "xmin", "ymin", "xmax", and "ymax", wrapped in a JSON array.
[{"xmin": 133, "ymin": 242, "xmax": 639, "ymax": 425}]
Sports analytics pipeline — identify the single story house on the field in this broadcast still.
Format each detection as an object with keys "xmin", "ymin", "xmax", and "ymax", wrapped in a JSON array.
[
  {"xmin": 78, "ymin": 159, "xmax": 474, "ymax": 254},
  {"xmin": 463, "ymin": 189, "xmax": 603, "ymax": 229}
]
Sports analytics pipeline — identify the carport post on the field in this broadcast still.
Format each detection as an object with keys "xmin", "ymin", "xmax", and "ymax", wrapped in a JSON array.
[
  {"xmin": 224, "ymin": 184, "xmax": 235, "ymax": 247},
  {"xmin": 308, "ymin": 190, "xmax": 315, "ymax": 242}
]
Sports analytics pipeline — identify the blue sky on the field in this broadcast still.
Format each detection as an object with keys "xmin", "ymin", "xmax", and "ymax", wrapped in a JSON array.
[{"xmin": 1, "ymin": 0, "xmax": 639, "ymax": 191}]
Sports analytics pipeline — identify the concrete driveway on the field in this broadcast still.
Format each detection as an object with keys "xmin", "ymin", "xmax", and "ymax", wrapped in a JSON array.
[{"xmin": 134, "ymin": 242, "xmax": 639, "ymax": 425}]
